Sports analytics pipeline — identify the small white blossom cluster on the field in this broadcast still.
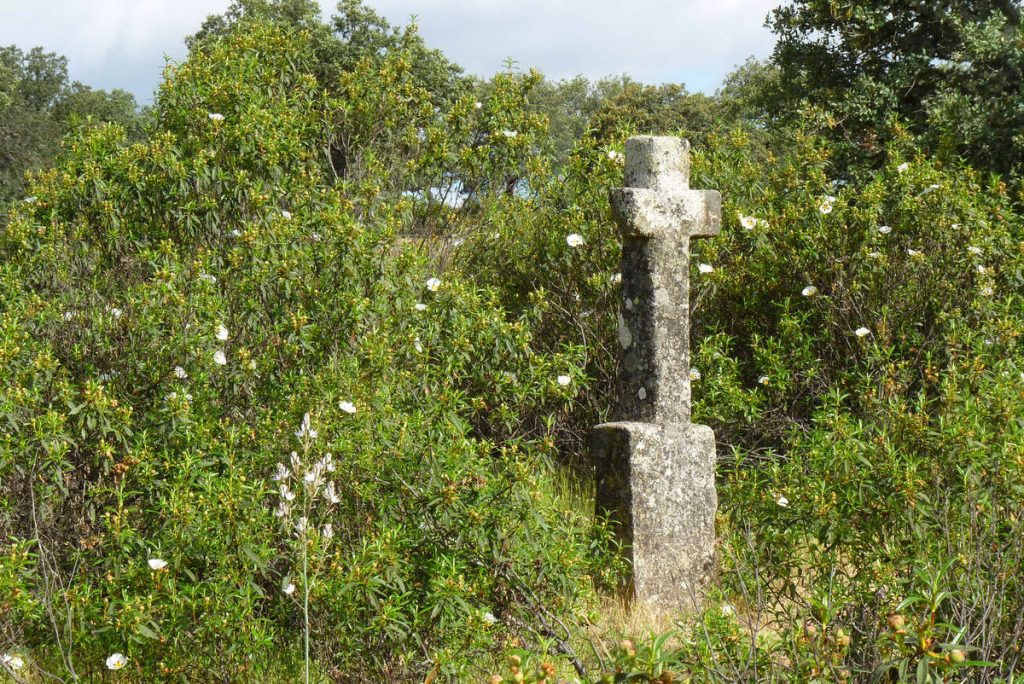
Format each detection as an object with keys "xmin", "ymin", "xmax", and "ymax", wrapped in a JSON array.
[
  {"xmin": 737, "ymin": 212, "xmax": 768, "ymax": 231},
  {"xmin": 273, "ymin": 413, "xmax": 341, "ymax": 542}
]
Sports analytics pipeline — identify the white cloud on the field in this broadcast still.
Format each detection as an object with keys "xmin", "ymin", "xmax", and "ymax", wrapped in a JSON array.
[{"xmin": 0, "ymin": 0, "xmax": 778, "ymax": 102}]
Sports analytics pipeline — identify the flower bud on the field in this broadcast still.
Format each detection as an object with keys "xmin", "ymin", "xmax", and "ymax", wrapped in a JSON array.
[
  {"xmin": 950, "ymin": 649, "xmax": 966, "ymax": 663},
  {"xmin": 887, "ymin": 614, "xmax": 905, "ymax": 630}
]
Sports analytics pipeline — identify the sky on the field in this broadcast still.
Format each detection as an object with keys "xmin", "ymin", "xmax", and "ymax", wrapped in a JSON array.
[{"xmin": 0, "ymin": 0, "xmax": 780, "ymax": 104}]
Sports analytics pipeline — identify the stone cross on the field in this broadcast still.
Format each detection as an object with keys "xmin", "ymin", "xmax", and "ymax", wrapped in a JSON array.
[{"xmin": 592, "ymin": 136, "xmax": 721, "ymax": 611}]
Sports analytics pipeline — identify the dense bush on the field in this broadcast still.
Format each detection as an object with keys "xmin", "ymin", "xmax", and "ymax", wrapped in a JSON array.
[{"xmin": 0, "ymin": 21, "xmax": 614, "ymax": 681}]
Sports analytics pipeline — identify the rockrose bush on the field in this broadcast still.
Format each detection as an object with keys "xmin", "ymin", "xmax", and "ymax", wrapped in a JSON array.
[{"xmin": 0, "ymin": 21, "xmax": 614, "ymax": 682}]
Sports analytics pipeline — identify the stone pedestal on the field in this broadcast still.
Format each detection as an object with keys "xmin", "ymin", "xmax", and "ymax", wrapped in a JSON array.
[{"xmin": 593, "ymin": 422, "xmax": 717, "ymax": 609}]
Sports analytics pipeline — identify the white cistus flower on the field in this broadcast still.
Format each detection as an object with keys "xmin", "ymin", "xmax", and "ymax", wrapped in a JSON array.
[
  {"xmin": 610, "ymin": 272, "xmax": 622, "ymax": 285},
  {"xmin": 473, "ymin": 101, "xmax": 483, "ymax": 109},
  {"xmin": 721, "ymin": 603, "xmax": 736, "ymax": 617},
  {"xmin": 607, "ymin": 150, "xmax": 621, "ymax": 161},
  {"xmin": 501, "ymin": 129, "xmax": 518, "ymax": 138},
  {"xmin": 698, "ymin": 263, "xmax": 714, "ymax": 274},
  {"xmin": 758, "ymin": 375, "xmax": 770, "ymax": 385},
  {"xmin": 273, "ymin": 463, "xmax": 290, "ymax": 481},
  {"xmin": 208, "ymin": 112, "xmax": 224, "ymax": 122},
  {"xmin": 339, "ymin": 401, "xmax": 356, "ymax": 414},
  {"xmin": 414, "ymin": 336, "xmax": 423, "ymax": 353},
  {"xmin": 281, "ymin": 209, "xmax": 292, "ymax": 220},
  {"xmin": 483, "ymin": 612, "xmax": 498, "ymax": 625},
  {"xmin": 776, "ymin": 495, "xmax": 790, "ymax": 508},
  {"xmin": 213, "ymin": 350, "xmax": 227, "ymax": 366},
  {"xmin": 877, "ymin": 225, "xmax": 892, "ymax": 235},
  {"xmin": 976, "ymin": 264, "xmax": 988, "ymax": 274},
  {"xmin": 147, "ymin": 558, "xmax": 167, "ymax": 571},
  {"xmin": 981, "ymin": 286, "xmax": 994, "ymax": 296},
  {"xmin": 855, "ymin": 327, "xmax": 871, "ymax": 338},
  {"xmin": 284, "ymin": 582, "xmax": 296, "ymax": 595},
  {"xmin": 109, "ymin": 307, "xmax": 123, "ymax": 319},
  {"xmin": 216, "ymin": 323, "xmax": 229, "ymax": 341},
  {"xmin": 897, "ymin": 162, "xmax": 909, "ymax": 173},
  {"xmin": 425, "ymin": 277, "xmax": 442, "ymax": 292},
  {"xmin": 200, "ymin": 272, "xmax": 217, "ymax": 283},
  {"xmin": 738, "ymin": 213, "xmax": 758, "ymax": 230},
  {"xmin": 801, "ymin": 285, "xmax": 818, "ymax": 297},
  {"xmin": 566, "ymin": 233, "xmax": 584, "ymax": 248},
  {"xmin": 968, "ymin": 246, "xmax": 983, "ymax": 255},
  {"xmin": 689, "ymin": 368, "xmax": 701, "ymax": 381},
  {"xmin": 557, "ymin": 374, "xmax": 572, "ymax": 386},
  {"xmin": 174, "ymin": 366, "xmax": 188, "ymax": 379},
  {"xmin": 3, "ymin": 654, "xmax": 25, "ymax": 670},
  {"xmin": 907, "ymin": 248, "xmax": 922, "ymax": 257},
  {"xmin": 414, "ymin": 302, "xmax": 427, "ymax": 311},
  {"xmin": 818, "ymin": 196, "xmax": 837, "ymax": 215},
  {"xmin": 106, "ymin": 653, "xmax": 128, "ymax": 670},
  {"xmin": 295, "ymin": 412, "xmax": 318, "ymax": 441}
]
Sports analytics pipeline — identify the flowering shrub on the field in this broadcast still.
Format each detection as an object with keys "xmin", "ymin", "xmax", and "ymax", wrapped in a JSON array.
[{"xmin": 0, "ymin": 20, "xmax": 613, "ymax": 681}]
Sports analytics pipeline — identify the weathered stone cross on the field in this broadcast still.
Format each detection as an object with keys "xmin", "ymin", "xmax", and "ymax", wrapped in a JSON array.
[{"xmin": 592, "ymin": 136, "xmax": 721, "ymax": 611}]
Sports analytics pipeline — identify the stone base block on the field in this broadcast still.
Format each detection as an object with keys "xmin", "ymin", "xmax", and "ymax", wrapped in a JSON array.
[{"xmin": 591, "ymin": 421, "xmax": 717, "ymax": 611}]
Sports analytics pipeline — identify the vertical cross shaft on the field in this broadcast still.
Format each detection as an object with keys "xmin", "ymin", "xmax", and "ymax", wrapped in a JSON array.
[{"xmin": 609, "ymin": 136, "xmax": 721, "ymax": 426}]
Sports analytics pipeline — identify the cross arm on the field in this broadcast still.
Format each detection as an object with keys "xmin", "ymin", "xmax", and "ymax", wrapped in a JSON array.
[{"xmin": 609, "ymin": 188, "xmax": 721, "ymax": 239}]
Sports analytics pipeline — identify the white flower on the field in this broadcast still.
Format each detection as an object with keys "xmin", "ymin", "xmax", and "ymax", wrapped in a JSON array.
[
  {"xmin": 216, "ymin": 324, "xmax": 229, "ymax": 341},
  {"xmin": 720, "ymin": 603, "xmax": 736, "ymax": 617},
  {"xmin": 801, "ymin": 285, "xmax": 818, "ymax": 297},
  {"xmin": 557, "ymin": 375, "xmax": 572, "ymax": 386},
  {"xmin": 321, "ymin": 523, "xmax": 334, "ymax": 539},
  {"xmin": 968, "ymin": 246, "xmax": 983, "ymax": 256},
  {"xmin": 501, "ymin": 129, "xmax": 518, "ymax": 138},
  {"xmin": 339, "ymin": 401, "xmax": 356, "ymax": 414},
  {"xmin": 907, "ymin": 248, "xmax": 922, "ymax": 257},
  {"xmin": 610, "ymin": 272, "xmax": 622, "ymax": 285},
  {"xmin": 877, "ymin": 225, "xmax": 892, "ymax": 235},
  {"xmin": 414, "ymin": 303, "xmax": 427, "ymax": 312},
  {"xmin": 981, "ymin": 286, "xmax": 994, "ymax": 297},
  {"xmin": 425, "ymin": 277, "xmax": 442, "ymax": 292},
  {"xmin": 23, "ymin": 196, "xmax": 37, "ymax": 203},
  {"xmin": 323, "ymin": 482, "xmax": 341, "ymax": 505},
  {"xmin": 474, "ymin": 101, "xmax": 483, "ymax": 109},
  {"xmin": 607, "ymin": 150, "xmax": 621, "ymax": 162},
  {"xmin": 897, "ymin": 162, "xmax": 909, "ymax": 173},
  {"xmin": 738, "ymin": 213, "xmax": 758, "ymax": 231},
  {"xmin": 273, "ymin": 463, "xmax": 290, "ymax": 481},
  {"xmin": 976, "ymin": 264, "xmax": 987, "ymax": 274},
  {"xmin": 483, "ymin": 612, "xmax": 498, "ymax": 625},
  {"xmin": 62, "ymin": 311, "xmax": 75, "ymax": 321},
  {"xmin": 280, "ymin": 484, "xmax": 296, "ymax": 502},
  {"xmin": 566, "ymin": 233, "xmax": 584, "ymax": 248},
  {"xmin": 867, "ymin": 251, "xmax": 883, "ymax": 258},
  {"xmin": 174, "ymin": 366, "xmax": 188, "ymax": 379},
  {"xmin": 208, "ymin": 112, "xmax": 224, "ymax": 122},
  {"xmin": 109, "ymin": 307, "xmax": 123, "ymax": 319},
  {"xmin": 295, "ymin": 412, "xmax": 317, "ymax": 441},
  {"xmin": 213, "ymin": 350, "xmax": 227, "ymax": 365},
  {"xmin": 689, "ymin": 368, "xmax": 701, "ymax": 381},
  {"xmin": 758, "ymin": 375, "xmax": 770, "ymax": 385},
  {"xmin": 311, "ymin": 232, "xmax": 321, "ymax": 242},
  {"xmin": 295, "ymin": 517, "xmax": 308, "ymax": 534},
  {"xmin": 818, "ymin": 196, "xmax": 837, "ymax": 215},
  {"xmin": 148, "ymin": 558, "xmax": 167, "ymax": 571},
  {"xmin": 284, "ymin": 582, "xmax": 296, "ymax": 595},
  {"xmin": 3, "ymin": 654, "xmax": 24, "ymax": 670},
  {"xmin": 855, "ymin": 327, "xmax": 871, "ymax": 338},
  {"xmin": 320, "ymin": 453, "xmax": 335, "ymax": 472},
  {"xmin": 230, "ymin": 228, "xmax": 242, "ymax": 238},
  {"xmin": 414, "ymin": 337, "xmax": 423, "ymax": 353},
  {"xmin": 106, "ymin": 653, "xmax": 128, "ymax": 670},
  {"xmin": 698, "ymin": 263, "xmax": 714, "ymax": 274},
  {"xmin": 776, "ymin": 495, "xmax": 790, "ymax": 508},
  {"xmin": 281, "ymin": 210, "xmax": 292, "ymax": 220},
  {"xmin": 200, "ymin": 272, "xmax": 217, "ymax": 283}
]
